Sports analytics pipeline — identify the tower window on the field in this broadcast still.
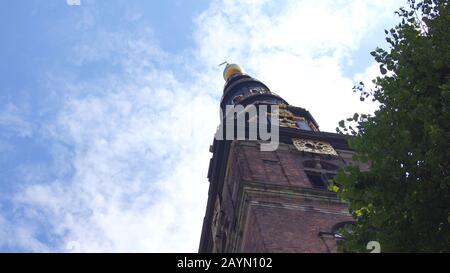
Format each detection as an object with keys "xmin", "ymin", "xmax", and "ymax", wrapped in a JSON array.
[
  {"xmin": 302, "ymin": 160, "xmax": 318, "ymax": 169},
  {"xmin": 331, "ymin": 221, "xmax": 357, "ymax": 240},
  {"xmin": 297, "ymin": 120, "xmax": 311, "ymax": 131},
  {"xmin": 322, "ymin": 173, "xmax": 336, "ymax": 185},
  {"xmin": 249, "ymin": 88, "xmax": 261, "ymax": 94},
  {"xmin": 232, "ymin": 95, "xmax": 244, "ymax": 104},
  {"xmin": 305, "ymin": 171, "xmax": 326, "ymax": 189},
  {"xmin": 320, "ymin": 161, "xmax": 340, "ymax": 171}
]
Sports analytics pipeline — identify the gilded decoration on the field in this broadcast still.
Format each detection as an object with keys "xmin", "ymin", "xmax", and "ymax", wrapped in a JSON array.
[
  {"xmin": 292, "ymin": 138, "xmax": 338, "ymax": 156},
  {"xmin": 270, "ymin": 108, "xmax": 314, "ymax": 130}
]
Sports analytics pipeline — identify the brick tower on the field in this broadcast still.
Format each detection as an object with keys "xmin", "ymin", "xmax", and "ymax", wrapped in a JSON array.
[{"xmin": 199, "ymin": 64, "xmax": 354, "ymax": 253}]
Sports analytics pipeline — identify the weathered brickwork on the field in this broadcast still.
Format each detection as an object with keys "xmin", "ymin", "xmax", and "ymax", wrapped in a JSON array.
[
  {"xmin": 242, "ymin": 204, "xmax": 351, "ymax": 252},
  {"xmin": 207, "ymin": 141, "xmax": 353, "ymax": 253}
]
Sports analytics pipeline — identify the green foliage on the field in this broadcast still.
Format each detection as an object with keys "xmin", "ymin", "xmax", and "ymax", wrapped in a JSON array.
[{"xmin": 335, "ymin": 0, "xmax": 450, "ymax": 252}]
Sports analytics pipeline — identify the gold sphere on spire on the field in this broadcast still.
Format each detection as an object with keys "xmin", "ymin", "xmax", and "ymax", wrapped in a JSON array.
[{"xmin": 223, "ymin": 63, "xmax": 244, "ymax": 81}]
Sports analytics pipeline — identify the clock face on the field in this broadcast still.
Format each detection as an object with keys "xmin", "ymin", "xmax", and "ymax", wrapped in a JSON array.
[{"xmin": 292, "ymin": 138, "xmax": 338, "ymax": 156}]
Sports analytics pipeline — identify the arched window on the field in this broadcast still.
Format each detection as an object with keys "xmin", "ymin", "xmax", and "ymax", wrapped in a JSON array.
[{"xmin": 331, "ymin": 221, "xmax": 356, "ymax": 239}]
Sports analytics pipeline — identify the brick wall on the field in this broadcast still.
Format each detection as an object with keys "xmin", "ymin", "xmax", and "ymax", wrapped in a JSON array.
[{"xmin": 212, "ymin": 141, "xmax": 354, "ymax": 253}]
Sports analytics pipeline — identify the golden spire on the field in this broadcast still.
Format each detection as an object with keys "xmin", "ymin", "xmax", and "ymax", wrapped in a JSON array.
[{"xmin": 222, "ymin": 63, "xmax": 244, "ymax": 81}]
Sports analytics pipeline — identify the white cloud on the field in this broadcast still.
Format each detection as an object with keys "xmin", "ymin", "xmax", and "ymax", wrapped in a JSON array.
[
  {"xmin": 193, "ymin": 0, "xmax": 403, "ymax": 131},
  {"xmin": 0, "ymin": 102, "xmax": 33, "ymax": 138},
  {"xmin": 0, "ymin": 207, "xmax": 51, "ymax": 252},
  {"xmin": 4, "ymin": 0, "xmax": 404, "ymax": 252},
  {"xmin": 67, "ymin": 0, "xmax": 81, "ymax": 6},
  {"xmin": 353, "ymin": 62, "xmax": 384, "ymax": 100},
  {"xmin": 7, "ymin": 28, "xmax": 219, "ymax": 251}
]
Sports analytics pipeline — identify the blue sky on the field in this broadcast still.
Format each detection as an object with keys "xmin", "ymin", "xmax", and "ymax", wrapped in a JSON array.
[{"xmin": 0, "ymin": 0, "xmax": 404, "ymax": 252}]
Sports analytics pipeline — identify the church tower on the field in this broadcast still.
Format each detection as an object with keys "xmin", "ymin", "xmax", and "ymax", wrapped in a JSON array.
[{"xmin": 199, "ymin": 64, "xmax": 355, "ymax": 253}]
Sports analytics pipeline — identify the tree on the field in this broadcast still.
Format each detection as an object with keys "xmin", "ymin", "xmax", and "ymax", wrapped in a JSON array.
[{"xmin": 334, "ymin": 0, "xmax": 450, "ymax": 252}]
